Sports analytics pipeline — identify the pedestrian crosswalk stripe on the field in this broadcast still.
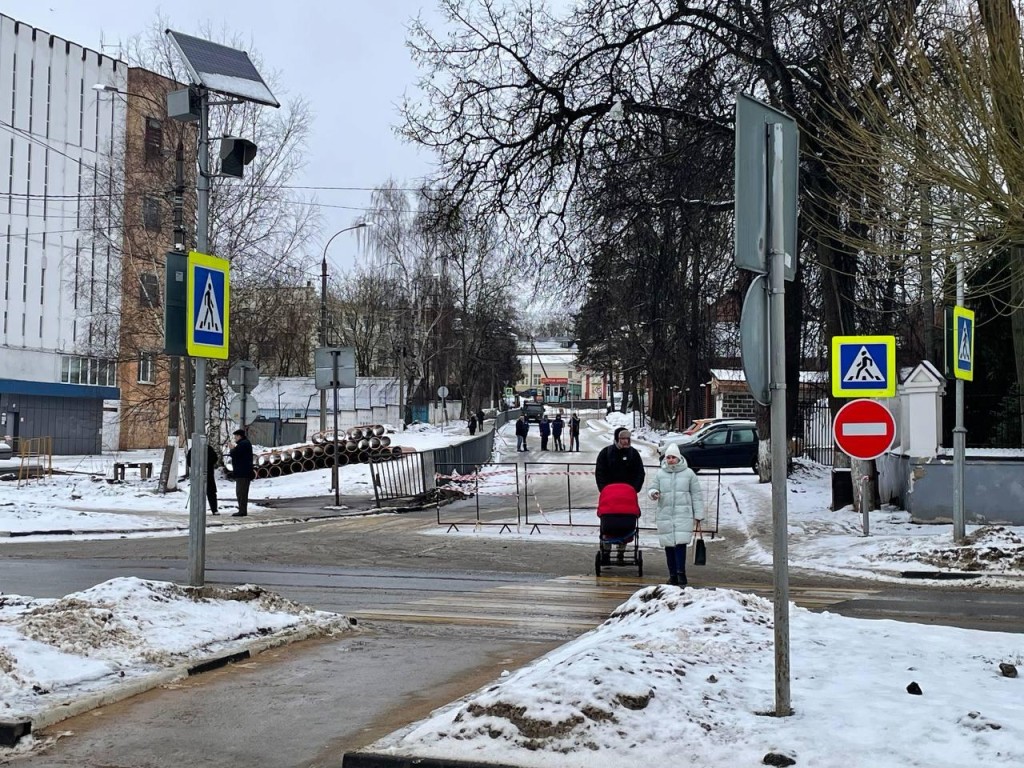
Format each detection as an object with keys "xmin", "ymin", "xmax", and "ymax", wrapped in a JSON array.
[{"xmin": 842, "ymin": 346, "xmax": 885, "ymax": 383}]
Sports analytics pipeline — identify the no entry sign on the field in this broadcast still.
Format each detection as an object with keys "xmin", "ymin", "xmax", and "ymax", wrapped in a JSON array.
[{"xmin": 833, "ymin": 399, "xmax": 896, "ymax": 461}]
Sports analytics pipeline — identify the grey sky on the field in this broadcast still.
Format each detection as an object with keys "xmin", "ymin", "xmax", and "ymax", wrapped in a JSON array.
[{"xmin": 3, "ymin": 0, "xmax": 439, "ymax": 273}]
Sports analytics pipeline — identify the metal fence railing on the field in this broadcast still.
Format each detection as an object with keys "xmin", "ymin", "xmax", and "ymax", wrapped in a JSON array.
[{"xmin": 431, "ymin": 458, "xmax": 723, "ymax": 538}]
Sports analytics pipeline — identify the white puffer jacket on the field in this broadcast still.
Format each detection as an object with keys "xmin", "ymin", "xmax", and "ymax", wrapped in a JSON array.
[{"xmin": 647, "ymin": 449, "xmax": 704, "ymax": 547}]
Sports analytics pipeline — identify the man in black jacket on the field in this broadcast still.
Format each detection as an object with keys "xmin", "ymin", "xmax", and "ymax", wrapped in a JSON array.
[
  {"xmin": 595, "ymin": 427, "xmax": 645, "ymax": 493},
  {"xmin": 229, "ymin": 429, "xmax": 254, "ymax": 517},
  {"xmin": 185, "ymin": 442, "xmax": 220, "ymax": 515}
]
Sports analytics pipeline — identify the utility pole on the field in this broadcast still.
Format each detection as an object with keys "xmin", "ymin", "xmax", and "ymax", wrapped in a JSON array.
[
  {"xmin": 953, "ymin": 246, "xmax": 967, "ymax": 543},
  {"xmin": 166, "ymin": 29, "xmax": 275, "ymax": 587},
  {"xmin": 186, "ymin": 88, "xmax": 211, "ymax": 587},
  {"xmin": 159, "ymin": 139, "xmax": 186, "ymax": 493}
]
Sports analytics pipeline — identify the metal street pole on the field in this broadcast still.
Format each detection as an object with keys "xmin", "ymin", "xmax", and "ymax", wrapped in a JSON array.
[
  {"xmin": 332, "ymin": 352, "xmax": 340, "ymax": 504},
  {"xmin": 953, "ymin": 249, "xmax": 967, "ymax": 542},
  {"xmin": 768, "ymin": 123, "xmax": 792, "ymax": 716},
  {"xmin": 319, "ymin": 223, "xmax": 368, "ymax": 434},
  {"xmin": 187, "ymin": 88, "xmax": 210, "ymax": 587},
  {"xmin": 159, "ymin": 139, "xmax": 186, "ymax": 493},
  {"xmin": 320, "ymin": 253, "xmax": 329, "ymax": 434}
]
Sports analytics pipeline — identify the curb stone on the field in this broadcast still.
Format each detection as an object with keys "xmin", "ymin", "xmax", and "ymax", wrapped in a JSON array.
[
  {"xmin": 1, "ymin": 621, "xmax": 343, "ymax": 748},
  {"xmin": 342, "ymin": 752, "xmax": 524, "ymax": 768}
]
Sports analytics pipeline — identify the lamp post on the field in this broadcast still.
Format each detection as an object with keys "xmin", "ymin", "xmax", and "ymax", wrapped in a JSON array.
[{"xmin": 319, "ymin": 222, "xmax": 369, "ymax": 433}]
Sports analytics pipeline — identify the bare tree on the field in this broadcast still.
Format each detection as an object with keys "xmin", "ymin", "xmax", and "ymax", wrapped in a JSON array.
[{"xmin": 809, "ymin": 2, "xmax": 1024, "ymax": 444}]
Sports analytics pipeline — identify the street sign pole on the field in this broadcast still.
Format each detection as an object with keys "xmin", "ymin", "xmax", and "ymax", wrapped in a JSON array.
[
  {"xmin": 768, "ymin": 122, "xmax": 791, "ymax": 717},
  {"xmin": 187, "ymin": 87, "xmax": 210, "ymax": 588},
  {"xmin": 953, "ymin": 253, "xmax": 967, "ymax": 543},
  {"xmin": 332, "ymin": 351, "xmax": 340, "ymax": 504}
]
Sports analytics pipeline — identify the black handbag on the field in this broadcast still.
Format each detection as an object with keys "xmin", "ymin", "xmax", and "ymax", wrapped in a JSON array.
[{"xmin": 693, "ymin": 524, "xmax": 707, "ymax": 566}]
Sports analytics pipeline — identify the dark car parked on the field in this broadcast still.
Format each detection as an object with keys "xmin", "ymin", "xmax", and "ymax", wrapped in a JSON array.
[
  {"xmin": 522, "ymin": 401, "xmax": 546, "ymax": 423},
  {"xmin": 677, "ymin": 423, "xmax": 759, "ymax": 472}
]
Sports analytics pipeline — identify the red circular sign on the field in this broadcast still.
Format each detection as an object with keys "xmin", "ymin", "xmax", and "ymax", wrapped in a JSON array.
[{"xmin": 833, "ymin": 399, "xmax": 896, "ymax": 460}]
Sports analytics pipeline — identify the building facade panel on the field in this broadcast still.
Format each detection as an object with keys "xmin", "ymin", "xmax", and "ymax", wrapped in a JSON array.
[{"xmin": 0, "ymin": 14, "xmax": 125, "ymax": 454}]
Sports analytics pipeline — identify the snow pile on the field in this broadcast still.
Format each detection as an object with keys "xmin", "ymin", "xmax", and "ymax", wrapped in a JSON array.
[
  {"xmin": 371, "ymin": 586, "xmax": 1024, "ymax": 768},
  {"xmin": 0, "ymin": 577, "xmax": 349, "ymax": 719},
  {"xmin": 915, "ymin": 526, "xmax": 1024, "ymax": 573}
]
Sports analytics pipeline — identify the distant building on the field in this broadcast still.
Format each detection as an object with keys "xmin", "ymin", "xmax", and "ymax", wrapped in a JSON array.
[{"xmin": 516, "ymin": 338, "xmax": 607, "ymax": 402}]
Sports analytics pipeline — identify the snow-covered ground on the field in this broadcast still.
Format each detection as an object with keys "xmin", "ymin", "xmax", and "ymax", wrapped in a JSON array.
[
  {"xmin": 364, "ymin": 586, "xmax": 1024, "ymax": 768},
  {"xmin": 2, "ymin": 416, "xmax": 1023, "ymax": 765},
  {"xmin": 0, "ymin": 422, "xmax": 476, "ymax": 536},
  {"xmin": 0, "ymin": 577, "xmax": 350, "ymax": 753}
]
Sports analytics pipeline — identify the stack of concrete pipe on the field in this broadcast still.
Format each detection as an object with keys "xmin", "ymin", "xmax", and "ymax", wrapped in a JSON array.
[{"xmin": 252, "ymin": 424, "xmax": 406, "ymax": 479}]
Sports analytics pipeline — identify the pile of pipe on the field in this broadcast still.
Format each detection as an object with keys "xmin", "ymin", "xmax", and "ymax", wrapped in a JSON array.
[{"xmin": 252, "ymin": 424, "xmax": 405, "ymax": 479}]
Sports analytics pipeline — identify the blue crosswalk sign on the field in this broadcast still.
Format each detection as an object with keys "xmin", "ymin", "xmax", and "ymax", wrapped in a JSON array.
[
  {"xmin": 831, "ymin": 335, "xmax": 896, "ymax": 398},
  {"xmin": 186, "ymin": 251, "xmax": 230, "ymax": 359},
  {"xmin": 953, "ymin": 306, "xmax": 974, "ymax": 381}
]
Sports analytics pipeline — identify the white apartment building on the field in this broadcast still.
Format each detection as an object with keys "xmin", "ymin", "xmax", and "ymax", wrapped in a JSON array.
[{"xmin": 0, "ymin": 14, "xmax": 126, "ymax": 453}]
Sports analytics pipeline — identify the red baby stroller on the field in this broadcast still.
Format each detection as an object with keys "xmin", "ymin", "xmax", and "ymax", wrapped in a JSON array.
[{"xmin": 594, "ymin": 482, "xmax": 643, "ymax": 577}]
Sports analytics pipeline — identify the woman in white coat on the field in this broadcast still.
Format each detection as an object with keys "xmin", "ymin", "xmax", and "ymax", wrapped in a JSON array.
[{"xmin": 648, "ymin": 442, "xmax": 704, "ymax": 586}]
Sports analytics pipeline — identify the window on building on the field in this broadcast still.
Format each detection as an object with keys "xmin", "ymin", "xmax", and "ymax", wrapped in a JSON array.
[
  {"xmin": 60, "ymin": 355, "xmax": 116, "ymax": 386},
  {"xmin": 137, "ymin": 351, "xmax": 155, "ymax": 384},
  {"xmin": 144, "ymin": 117, "xmax": 163, "ymax": 162},
  {"xmin": 142, "ymin": 196, "xmax": 162, "ymax": 232},
  {"xmin": 139, "ymin": 272, "xmax": 160, "ymax": 308}
]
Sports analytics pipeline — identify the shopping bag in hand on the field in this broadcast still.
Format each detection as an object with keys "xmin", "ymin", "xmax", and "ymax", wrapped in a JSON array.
[{"xmin": 693, "ymin": 521, "xmax": 707, "ymax": 566}]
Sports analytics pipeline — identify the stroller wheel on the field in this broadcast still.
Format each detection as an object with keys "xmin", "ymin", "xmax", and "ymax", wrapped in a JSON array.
[
  {"xmin": 637, "ymin": 550, "xmax": 644, "ymax": 577},
  {"xmin": 594, "ymin": 551, "xmax": 602, "ymax": 577}
]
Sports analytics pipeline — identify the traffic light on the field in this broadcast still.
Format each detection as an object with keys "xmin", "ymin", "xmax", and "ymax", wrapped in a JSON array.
[{"xmin": 219, "ymin": 137, "xmax": 257, "ymax": 178}]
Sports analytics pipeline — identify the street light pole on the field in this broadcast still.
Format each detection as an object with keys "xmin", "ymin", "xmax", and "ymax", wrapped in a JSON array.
[{"xmin": 319, "ymin": 222, "xmax": 369, "ymax": 433}]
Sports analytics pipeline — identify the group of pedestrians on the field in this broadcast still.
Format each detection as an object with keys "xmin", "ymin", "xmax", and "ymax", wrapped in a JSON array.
[
  {"xmin": 513, "ymin": 409, "xmax": 705, "ymax": 586},
  {"xmin": 514, "ymin": 411, "xmax": 582, "ymax": 452},
  {"xmin": 467, "ymin": 408, "xmax": 486, "ymax": 436},
  {"xmin": 594, "ymin": 426, "xmax": 704, "ymax": 587},
  {"xmin": 185, "ymin": 429, "xmax": 254, "ymax": 518}
]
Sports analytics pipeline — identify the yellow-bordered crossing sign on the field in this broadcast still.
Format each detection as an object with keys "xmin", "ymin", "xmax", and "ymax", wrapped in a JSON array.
[
  {"xmin": 831, "ymin": 335, "xmax": 896, "ymax": 398},
  {"xmin": 186, "ymin": 251, "xmax": 230, "ymax": 359},
  {"xmin": 952, "ymin": 306, "xmax": 975, "ymax": 381}
]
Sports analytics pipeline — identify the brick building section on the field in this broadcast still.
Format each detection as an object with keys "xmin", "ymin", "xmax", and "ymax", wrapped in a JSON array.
[
  {"xmin": 117, "ymin": 68, "xmax": 196, "ymax": 449},
  {"xmin": 710, "ymin": 369, "xmax": 827, "ymax": 420}
]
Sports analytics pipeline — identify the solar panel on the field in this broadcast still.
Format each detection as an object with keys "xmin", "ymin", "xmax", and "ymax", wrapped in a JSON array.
[{"xmin": 166, "ymin": 29, "xmax": 279, "ymax": 108}]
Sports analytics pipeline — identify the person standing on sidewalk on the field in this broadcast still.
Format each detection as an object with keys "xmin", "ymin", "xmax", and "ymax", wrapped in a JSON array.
[
  {"xmin": 552, "ymin": 413, "xmax": 564, "ymax": 451},
  {"xmin": 229, "ymin": 429, "xmax": 254, "ymax": 517},
  {"xmin": 568, "ymin": 412, "xmax": 581, "ymax": 451},
  {"xmin": 185, "ymin": 442, "xmax": 220, "ymax": 515},
  {"xmin": 648, "ymin": 442, "xmax": 704, "ymax": 586},
  {"xmin": 515, "ymin": 414, "xmax": 529, "ymax": 452},
  {"xmin": 539, "ymin": 415, "xmax": 551, "ymax": 451}
]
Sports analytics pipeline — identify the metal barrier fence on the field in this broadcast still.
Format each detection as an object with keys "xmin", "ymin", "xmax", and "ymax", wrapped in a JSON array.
[
  {"xmin": 433, "ymin": 459, "xmax": 723, "ymax": 538},
  {"xmin": 435, "ymin": 461, "xmax": 522, "ymax": 531},
  {"xmin": 375, "ymin": 417, "xmax": 503, "ymax": 507},
  {"xmin": 372, "ymin": 451, "xmax": 434, "ymax": 505}
]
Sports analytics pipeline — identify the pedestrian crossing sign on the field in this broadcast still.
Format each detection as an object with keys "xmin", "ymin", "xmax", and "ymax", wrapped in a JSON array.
[
  {"xmin": 952, "ymin": 306, "xmax": 975, "ymax": 381},
  {"xmin": 831, "ymin": 335, "xmax": 896, "ymax": 398},
  {"xmin": 186, "ymin": 251, "xmax": 230, "ymax": 359}
]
